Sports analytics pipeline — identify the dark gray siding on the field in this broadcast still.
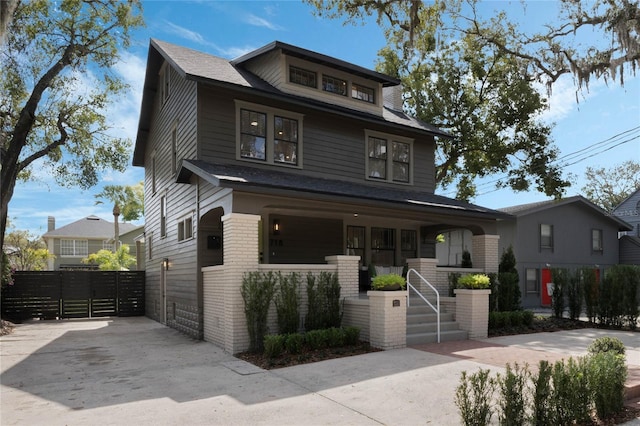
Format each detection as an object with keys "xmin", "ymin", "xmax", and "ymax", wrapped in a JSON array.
[
  {"xmin": 619, "ymin": 236, "xmax": 640, "ymax": 265},
  {"xmin": 142, "ymin": 63, "xmax": 201, "ymax": 337},
  {"xmin": 197, "ymin": 86, "xmax": 436, "ymax": 192}
]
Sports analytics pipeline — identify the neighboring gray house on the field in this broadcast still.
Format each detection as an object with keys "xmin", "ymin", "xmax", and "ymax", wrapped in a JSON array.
[
  {"xmin": 132, "ymin": 39, "xmax": 509, "ymax": 339},
  {"xmin": 611, "ymin": 187, "xmax": 640, "ymax": 264},
  {"xmin": 42, "ymin": 216, "xmax": 143, "ymax": 270},
  {"xmin": 498, "ymin": 196, "xmax": 632, "ymax": 308}
]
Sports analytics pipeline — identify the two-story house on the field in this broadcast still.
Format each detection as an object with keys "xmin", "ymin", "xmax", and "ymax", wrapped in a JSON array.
[
  {"xmin": 42, "ymin": 216, "xmax": 144, "ymax": 270},
  {"xmin": 612, "ymin": 187, "xmax": 640, "ymax": 264},
  {"xmin": 497, "ymin": 196, "xmax": 632, "ymax": 308},
  {"xmin": 133, "ymin": 39, "xmax": 508, "ymax": 341}
]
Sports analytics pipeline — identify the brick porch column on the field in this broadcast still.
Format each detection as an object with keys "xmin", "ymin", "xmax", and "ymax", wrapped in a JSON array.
[
  {"xmin": 406, "ymin": 258, "xmax": 438, "ymax": 293},
  {"xmin": 368, "ymin": 290, "xmax": 407, "ymax": 349},
  {"xmin": 221, "ymin": 213, "xmax": 260, "ymax": 354},
  {"xmin": 472, "ymin": 234, "xmax": 500, "ymax": 274},
  {"xmin": 325, "ymin": 255, "xmax": 360, "ymax": 299},
  {"xmin": 454, "ymin": 289, "xmax": 491, "ymax": 339}
]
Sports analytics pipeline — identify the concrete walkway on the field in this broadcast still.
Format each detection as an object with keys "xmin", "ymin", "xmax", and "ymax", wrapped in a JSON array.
[{"xmin": 1, "ymin": 317, "xmax": 638, "ymax": 425}]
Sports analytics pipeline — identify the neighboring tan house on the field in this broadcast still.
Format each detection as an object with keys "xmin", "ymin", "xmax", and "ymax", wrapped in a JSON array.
[
  {"xmin": 42, "ymin": 216, "xmax": 143, "ymax": 270},
  {"xmin": 132, "ymin": 39, "xmax": 509, "ymax": 345},
  {"xmin": 498, "ymin": 196, "xmax": 632, "ymax": 308},
  {"xmin": 611, "ymin": 187, "xmax": 640, "ymax": 265}
]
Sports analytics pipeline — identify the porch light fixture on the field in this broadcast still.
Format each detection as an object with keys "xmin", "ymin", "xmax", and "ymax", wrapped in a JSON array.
[
  {"xmin": 163, "ymin": 258, "xmax": 170, "ymax": 271},
  {"xmin": 273, "ymin": 219, "xmax": 281, "ymax": 235}
]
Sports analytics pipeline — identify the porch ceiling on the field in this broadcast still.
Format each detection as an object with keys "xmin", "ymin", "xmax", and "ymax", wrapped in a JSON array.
[{"xmin": 177, "ymin": 159, "xmax": 511, "ymax": 221}]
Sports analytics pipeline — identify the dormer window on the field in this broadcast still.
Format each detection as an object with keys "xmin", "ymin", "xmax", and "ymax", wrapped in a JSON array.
[
  {"xmin": 289, "ymin": 66, "xmax": 317, "ymax": 88},
  {"xmin": 352, "ymin": 83, "xmax": 375, "ymax": 103},
  {"xmin": 322, "ymin": 75, "xmax": 347, "ymax": 96}
]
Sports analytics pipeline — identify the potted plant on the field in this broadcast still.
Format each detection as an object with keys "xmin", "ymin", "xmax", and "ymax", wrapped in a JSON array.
[
  {"xmin": 371, "ymin": 273, "xmax": 406, "ymax": 291},
  {"xmin": 457, "ymin": 273, "xmax": 490, "ymax": 289}
]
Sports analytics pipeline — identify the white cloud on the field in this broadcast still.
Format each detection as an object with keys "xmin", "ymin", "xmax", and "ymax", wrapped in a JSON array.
[
  {"xmin": 244, "ymin": 14, "xmax": 283, "ymax": 31},
  {"xmin": 165, "ymin": 21, "xmax": 209, "ymax": 45},
  {"xmin": 535, "ymin": 76, "xmax": 601, "ymax": 124}
]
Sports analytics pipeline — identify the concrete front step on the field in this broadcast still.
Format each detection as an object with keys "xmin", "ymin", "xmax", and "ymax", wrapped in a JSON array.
[
  {"xmin": 407, "ymin": 329, "xmax": 469, "ymax": 345},
  {"xmin": 406, "ymin": 311, "xmax": 454, "ymax": 324},
  {"xmin": 406, "ymin": 304, "xmax": 467, "ymax": 344}
]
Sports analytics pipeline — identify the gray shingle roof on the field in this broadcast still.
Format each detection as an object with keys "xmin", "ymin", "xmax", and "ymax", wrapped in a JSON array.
[
  {"xmin": 499, "ymin": 196, "xmax": 633, "ymax": 231},
  {"xmin": 42, "ymin": 216, "xmax": 140, "ymax": 239},
  {"xmin": 178, "ymin": 160, "xmax": 510, "ymax": 220}
]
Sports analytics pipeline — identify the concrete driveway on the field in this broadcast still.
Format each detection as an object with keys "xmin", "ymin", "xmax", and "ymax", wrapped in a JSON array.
[{"xmin": 1, "ymin": 317, "xmax": 639, "ymax": 425}]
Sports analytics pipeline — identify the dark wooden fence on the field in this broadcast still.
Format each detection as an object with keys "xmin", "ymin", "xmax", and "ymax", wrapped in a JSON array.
[{"xmin": 1, "ymin": 271, "xmax": 145, "ymax": 321}]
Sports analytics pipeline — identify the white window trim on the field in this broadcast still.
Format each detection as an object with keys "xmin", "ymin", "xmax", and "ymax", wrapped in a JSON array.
[
  {"xmin": 60, "ymin": 239, "xmax": 89, "ymax": 257},
  {"xmin": 235, "ymin": 100, "xmax": 304, "ymax": 169},
  {"xmin": 177, "ymin": 214, "xmax": 194, "ymax": 242},
  {"xmin": 364, "ymin": 129, "xmax": 414, "ymax": 185}
]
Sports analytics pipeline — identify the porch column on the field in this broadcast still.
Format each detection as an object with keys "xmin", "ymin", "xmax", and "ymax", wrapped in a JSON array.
[
  {"xmin": 472, "ymin": 234, "xmax": 500, "ymax": 274},
  {"xmin": 406, "ymin": 258, "xmax": 438, "ymax": 292},
  {"xmin": 325, "ymin": 255, "xmax": 360, "ymax": 299},
  {"xmin": 221, "ymin": 213, "xmax": 260, "ymax": 354}
]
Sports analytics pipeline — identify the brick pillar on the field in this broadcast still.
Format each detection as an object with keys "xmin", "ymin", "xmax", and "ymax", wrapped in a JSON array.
[
  {"xmin": 454, "ymin": 289, "xmax": 490, "ymax": 339},
  {"xmin": 368, "ymin": 290, "xmax": 407, "ymax": 350},
  {"xmin": 406, "ymin": 258, "xmax": 438, "ymax": 294},
  {"xmin": 472, "ymin": 234, "xmax": 500, "ymax": 274},
  {"xmin": 325, "ymin": 255, "xmax": 360, "ymax": 299},
  {"xmin": 221, "ymin": 213, "xmax": 260, "ymax": 354}
]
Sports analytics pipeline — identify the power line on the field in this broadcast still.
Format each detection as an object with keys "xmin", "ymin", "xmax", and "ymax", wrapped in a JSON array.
[{"xmin": 439, "ymin": 126, "xmax": 640, "ymax": 197}]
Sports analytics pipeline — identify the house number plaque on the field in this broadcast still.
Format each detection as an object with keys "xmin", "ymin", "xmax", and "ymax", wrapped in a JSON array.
[{"xmin": 392, "ymin": 299, "xmax": 400, "ymax": 307}]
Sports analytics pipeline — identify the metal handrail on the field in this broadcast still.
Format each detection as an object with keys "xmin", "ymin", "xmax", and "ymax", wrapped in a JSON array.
[{"xmin": 406, "ymin": 268, "xmax": 440, "ymax": 343}]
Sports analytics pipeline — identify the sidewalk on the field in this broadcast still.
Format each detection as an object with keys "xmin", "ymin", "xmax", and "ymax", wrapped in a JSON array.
[{"xmin": 1, "ymin": 317, "xmax": 638, "ymax": 425}]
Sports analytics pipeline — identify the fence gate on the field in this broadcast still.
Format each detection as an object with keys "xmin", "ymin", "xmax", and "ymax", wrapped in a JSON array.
[{"xmin": 1, "ymin": 271, "xmax": 144, "ymax": 321}]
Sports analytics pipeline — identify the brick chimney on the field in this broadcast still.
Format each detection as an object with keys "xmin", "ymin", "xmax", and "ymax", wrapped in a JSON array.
[{"xmin": 47, "ymin": 216, "xmax": 55, "ymax": 232}]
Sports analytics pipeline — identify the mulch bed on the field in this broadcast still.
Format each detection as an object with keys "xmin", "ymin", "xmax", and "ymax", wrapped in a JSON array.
[{"xmin": 236, "ymin": 341, "xmax": 381, "ymax": 370}]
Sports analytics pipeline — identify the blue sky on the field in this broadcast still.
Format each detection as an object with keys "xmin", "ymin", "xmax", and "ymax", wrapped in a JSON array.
[{"xmin": 9, "ymin": 0, "xmax": 640, "ymax": 237}]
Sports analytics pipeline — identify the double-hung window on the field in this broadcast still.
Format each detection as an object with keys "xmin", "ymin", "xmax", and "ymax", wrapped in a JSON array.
[
  {"xmin": 540, "ymin": 224, "xmax": 553, "ymax": 251},
  {"xmin": 178, "ymin": 215, "xmax": 193, "ymax": 242},
  {"xmin": 366, "ymin": 131, "xmax": 412, "ymax": 183},
  {"xmin": 60, "ymin": 239, "xmax": 88, "ymax": 257},
  {"xmin": 592, "ymin": 229, "xmax": 603, "ymax": 253},
  {"xmin": 525, "ymin": 268, "xmax": 539, "ymax": 294},
  {"xmin": 237, "ymin": 101, "xmax": 303, "ymax": 167}
]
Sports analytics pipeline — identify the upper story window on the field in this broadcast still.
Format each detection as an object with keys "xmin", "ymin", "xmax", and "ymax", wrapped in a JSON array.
[
  {"xmin": 289, "ymin": 66, "xmax": 317, "ymax": 88},
  {"xmin": 540, "ymin": 224, "xmax": 553, "ymax": 251},
  {"xmin": 60, "ymin": 239, "xmax": 88, "ymax": 257},
  {"xmin": 366, "ymin": 131, "xmax": 412, "ymax": 183},
  {"xmin": 160, "ymin": 195, "xmax": 167, "ymax": 238},
  {"xmin": 352, "ymin": 83, "xmax": 375, "ymax": 103},
  {"xmin": 236, "ymin": 101, "xmax": 303, "ymax": 168},
  {"xmin": 592, "ymin": 229, "xmax": 603, "ymax": 252},
  {"xmin": 178, "ymin": 215, "xmax": 193, "ymax": 242},
  {"xmin": 322, "ymin": 75, "xmax": 347, "ymax": 96}
]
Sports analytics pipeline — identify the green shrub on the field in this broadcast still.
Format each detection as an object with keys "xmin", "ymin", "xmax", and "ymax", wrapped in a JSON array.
[
  {"xmin": 263, "ymin": 334, "xmax": 285, "ymax": 359},
  {"xmin": 458, "ymin": 273, "xmax": 491, "ymax": 289},
  {"xmin": 588, "ymin": 336, "xmax": 626, "ymax": 357},
  {"xmin": 522, "ymin": 310, "xmax": 534, "ymax": 327},
  {"xmin": 497, "ymin": 272, "xmax": 521, "ymax": 312},
  {"xmin": 241, "ymin": 271, "xmax": 277, "ymax": 352},
  {"xmin": 371, "ymin": 273, "xmax": 406, "ymax": 290},
  {"xmin": 285, "ymin": 333, "xmax": 304, "ymax": 354},
  {"xmin": 449, "ymin": 272, "xmax": 461, "ymax": 297},
  {"xmin": 275, "ymin": 272, "xmax": 301, "ymax": 334},
  {"xmin": 326, "ymin": 327, "xmax": 344, "ymax": 348},
  {"xmin": 497, "ymin": 363, "xmax": 529, "ymax": 426},
  {"xmin": 551, "ymin": 358, "xmax": 591, "ymax": 425},
  {"xmin": 551, "ymin": 269, "xmax": 567, "ymax": 319},
  {"xmin": 488, "ymin": 273, "xmax": 499, "ymax": 312},
  {"xmin": 461, "ymin": 250, "xmax": 473, "ymax": 268},
  {"xmin": 566, "ymin": 270, "xmax": 583, "ymax": 321},
  {"xmin": 305, "ymin": 329, "xmax": 327, "ymax": 350},
  {"xmin": 588, "ymin": 351, "xmax": 627, "ymax": 420},
  {"xmin": 305, "ymin": 272, "xmax": 342, "ymax": 331},
  {"xmin": 455, "ymin": 369, "xmax": 496, "ymax": 426},
  {"xmin": 582, "ymin": 267, "xmax": 599, "ymax": 323},
  {"xmin": 603, "ymin": 265, "xmax": 640, "ymax": 329},
  {"xmin": 532, "ymin": 360, "xmax": 554, "ymax": 426},
  {"xmin": 343, "ymin": 326, "xmax": 360, "ymax": 345}
]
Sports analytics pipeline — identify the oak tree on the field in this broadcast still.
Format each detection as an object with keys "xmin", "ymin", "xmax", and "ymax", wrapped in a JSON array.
[
  {"xmin": 0, "ymin": 0, "xmax": 144, "ymax": 254},
  {"xmin": 582, "ymin": 160, "xmax": 640, "ymax": 212}
]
